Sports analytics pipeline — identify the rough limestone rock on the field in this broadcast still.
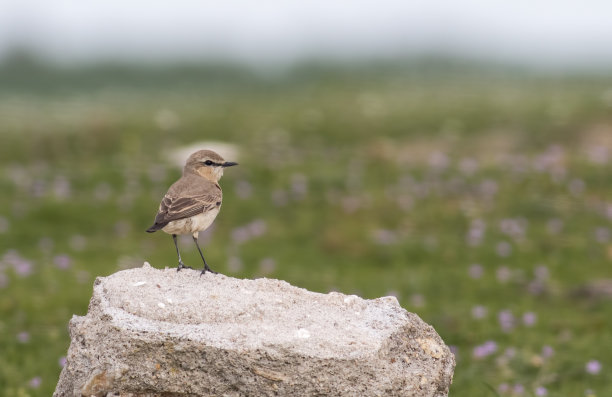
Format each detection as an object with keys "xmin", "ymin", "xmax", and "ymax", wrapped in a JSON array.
[{"xmin": 54, "ymin": 263, "xmax": 455, "ymax": 396}]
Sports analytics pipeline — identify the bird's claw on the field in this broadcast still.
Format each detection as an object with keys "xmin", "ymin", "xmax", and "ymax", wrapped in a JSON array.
[{"xmin": 200, "ymin": 267, "xmax": 218, "ymax": 276}]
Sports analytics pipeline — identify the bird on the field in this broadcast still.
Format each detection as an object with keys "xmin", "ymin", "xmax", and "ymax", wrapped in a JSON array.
[{"xmin": 146, "ymin": 149, "xmax": 238, "ymax": 274}]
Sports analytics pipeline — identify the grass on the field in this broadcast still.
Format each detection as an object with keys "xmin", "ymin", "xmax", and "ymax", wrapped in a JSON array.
[{"xmin": 0, "ymin": 61, "xmax": 611, "ymax": 396}]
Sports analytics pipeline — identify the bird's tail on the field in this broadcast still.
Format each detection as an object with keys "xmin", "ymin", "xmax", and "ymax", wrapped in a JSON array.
[{"xmin": 146, "ymin": 223, "xmax": 164, "ymax": 233}]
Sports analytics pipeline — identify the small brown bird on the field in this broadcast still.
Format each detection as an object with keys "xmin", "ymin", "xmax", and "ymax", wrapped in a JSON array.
[{"xmin": 146, "ymin": 150, "xmax": 237, "ymax": 274}]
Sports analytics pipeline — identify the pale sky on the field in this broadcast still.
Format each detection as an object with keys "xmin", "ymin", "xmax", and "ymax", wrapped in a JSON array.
[{"xmin": 1, "ymin": 0, "xmax": 612, "ymax": 68}]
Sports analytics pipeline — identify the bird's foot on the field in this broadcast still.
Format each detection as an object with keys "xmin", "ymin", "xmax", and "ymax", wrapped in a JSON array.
[
  {"xmin": 177, "ymin": 262, "xmax": 193, "ymax": 272},
  {"xmin": 200, "ymin": 265, "xmax": 218, "ymax": 276}
]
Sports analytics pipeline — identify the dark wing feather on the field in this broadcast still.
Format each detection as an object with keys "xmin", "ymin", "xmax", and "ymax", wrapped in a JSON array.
[
  {"xmin": 146, "ymin": 176, "xmax": 222, "ymax": 233},
  {"xmin": 154, "ymin": 194, "xmax": 220, "ymax": 226}
]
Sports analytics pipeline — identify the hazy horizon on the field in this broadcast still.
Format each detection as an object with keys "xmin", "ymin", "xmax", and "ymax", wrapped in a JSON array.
[{"xmin": 2, "ymin": 1, "xmax": 612, "ymax": 71}]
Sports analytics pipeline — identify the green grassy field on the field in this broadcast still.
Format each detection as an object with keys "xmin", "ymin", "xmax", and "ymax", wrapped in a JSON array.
[{"xmin": 1, "ymin": 62, "xmax": 611, "ymax": 396}]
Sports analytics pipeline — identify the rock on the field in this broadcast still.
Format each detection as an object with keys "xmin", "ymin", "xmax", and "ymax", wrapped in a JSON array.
[{"xmin": 54, "ymin": 262, "xmax": 455, "ymax": 396}]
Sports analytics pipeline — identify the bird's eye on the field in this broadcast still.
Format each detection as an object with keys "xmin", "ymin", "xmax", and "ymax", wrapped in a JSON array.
[{"xmin": 204, "ymin": 160, "xmax": 213, "ymax": 166}]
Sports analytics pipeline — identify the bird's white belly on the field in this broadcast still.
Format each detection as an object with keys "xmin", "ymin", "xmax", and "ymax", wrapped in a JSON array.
[{"xmin": 162, "ymin": 207, "xmax": 220, "ymax": 236}]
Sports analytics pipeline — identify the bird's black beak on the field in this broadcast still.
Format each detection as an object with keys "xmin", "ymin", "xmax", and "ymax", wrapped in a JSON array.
[{"xmin": 222, "ymin": 161, "xmax": 238, "ymax": 168}]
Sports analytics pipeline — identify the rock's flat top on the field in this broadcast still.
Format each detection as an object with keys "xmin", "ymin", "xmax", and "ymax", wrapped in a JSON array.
[{"xmin": 102, "ymin": 262, "xmax": 406, "ymax": 358}]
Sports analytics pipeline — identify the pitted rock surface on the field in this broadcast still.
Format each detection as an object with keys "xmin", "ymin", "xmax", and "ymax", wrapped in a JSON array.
[{"xmin": 54, "ymin": 262, "xmax": 455, "ymax": 396}]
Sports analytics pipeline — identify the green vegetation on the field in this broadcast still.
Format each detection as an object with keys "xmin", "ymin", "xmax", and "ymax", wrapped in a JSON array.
[{"xmin": 1, "ymin": 61, "xmax": 611, "ymax": 396}]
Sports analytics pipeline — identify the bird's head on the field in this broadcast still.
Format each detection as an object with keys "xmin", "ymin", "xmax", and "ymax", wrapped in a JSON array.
[{"xmin": 184, "ymin": 150, "xmax": 238, "ymax": 182}]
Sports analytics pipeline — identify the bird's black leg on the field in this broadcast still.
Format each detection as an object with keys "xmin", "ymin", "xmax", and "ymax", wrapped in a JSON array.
[
  {"xmin": 173, "ymin": 234, "xmax": 192, "ymax": 271},
  {"xmin": 193, "ymin": 236, "xmax": 217, "ymax": 275}
]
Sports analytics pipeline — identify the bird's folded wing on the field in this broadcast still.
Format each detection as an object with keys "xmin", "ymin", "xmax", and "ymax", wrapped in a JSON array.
[{"xmin": 154, "ymin": 193, "xmax": 220, "ymax": 225}]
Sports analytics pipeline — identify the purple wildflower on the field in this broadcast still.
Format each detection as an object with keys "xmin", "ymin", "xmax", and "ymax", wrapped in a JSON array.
[
  {"xmin": 606, "ymin": 204, "xmax": 612, "ymax": 220},
  {"xmin": 248, "ymin": 219, "xmax": 267, "ymax": 237},
  {"xmin": 31, "ymin": 179, "xmax": 46, "ymax": 197},
  {"xmin": 466, "ymin": 219, "xmax": 486, "ymax": 246},
  {"xmin": 513, "ymin": 383, "xmax": 525, "ymax": 395},
  {"xmin": 534, "ymin": 265, "xmax": 549, "ymax": 281},
  {"xmin": 53, "ymin": 254, "xmax": 72, "ymax": 270},
  {"xmin": 496, "ymin": 266, "xmax": 512, "ymax": 283},
  {"xmin": 59, "ymin": 356, "xmax": 67, "ymax": 367},
  {"xmin": 428, "ymin": 151, "xmax": 449, "ymax": 170},
  {"xmin": 471, "ymin": 305, "xmax": 487, "ymax": 319},
  {"xmin": 585, "ymin": 145, "xmax": 609, "ymax": 165},
  {"xmin": 568, "ymin": 178, "xmax": 585, "ymax": 196},
  {"xmin": 468, "ymin": 264, "xmax": 483, "ymax": 279},
  {"xmin": 522, "ymin": 312, "xmax": 537, "ymax": 327},
  {"xmin": 586, "ymin": 360, "xmax": 602, "ymax": 375},
  {"xmin": 290, "ymin": 173, "xmax": 308, "ymax": 199},
  {"xmin": 197, "ymin": 225, "xmax": 215, "ymax": 245},
  {"xmin": 385, "ymin": 290, "xmax": 400, "ymax": 299},
  {"xmin": 498, "ymin": 310, "xmax": 515, "ymax": 332},
  {"xmin": 473, "ymin": 340, "xmax": 497, "ymax": 359},
  {"xmin": 499, "ymin": 218, "xmax": 527, "ymax": 239},
  {"xmin": 227, "ymin": 256, "xmax": 243, "ymax": 273},
  {"xmin": 546, "ymin": 218, "xmax": 564, "ymax": 234},
  {"xmin": 496, "ymin": 241, "xmax": 512, "ymax": 258},
  {"xmin": 410, "ymin": 294, "xmax": 425, "ymax": 308},
  {"xmin": 527, "ymin": 279, "xmax": 547, "ymax": 295},
  {"xmin": 258, "ymin": 258, "xmax": 276, "ymax": 275},
  {"xmin": 230, "ymin": 220, "xmax": 268, "ymax": 245},
  {"xmin": 503, "ymin": 347, "xmax": 516, "ymax": 358},
  {"xmin": 535, "ymin": 386, "xmax": 548, "ymax": 396},
  {"xmin": 53, "ymin": 175, "xmax": 71, "ymax": 199},
  {"xmin": 371, "ymin": 229, "xmax": 397, "ymax": 245},
  {"xmin": 479, "ymin": 179, "xmax": 498, "ymax": 198},
  {"xmin": 231, "ymin": 227, "xmax": 250, "ymax": 244},
  {"xmin": 28, "ymin": 377, "xmax": 42, "ymax": 388},
  {"xmin": 542, "ymin": 345, "xmax": 555, "ymax": 358},
  {"xmin": 17, "ymin": 331, "xmax": 30, "ymax": 343},
  {"xmin": 532, "ymin": 145, "xmax": 564, "ymax": 173},
  {"xmin": 595, "ymin": 227, "xmax": 610, "ymax": 243},
  {"xmin": 14, "ymin": 259, "xmax": 33, "ymax": 277}
]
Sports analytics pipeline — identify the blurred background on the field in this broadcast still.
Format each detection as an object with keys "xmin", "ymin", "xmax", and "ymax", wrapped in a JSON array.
[{"xmin": 1, "ymin": 1, "xmax": 611, "ymax": 395}]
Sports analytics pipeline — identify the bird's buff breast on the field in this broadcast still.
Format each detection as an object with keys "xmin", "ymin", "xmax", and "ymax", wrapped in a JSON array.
[{"xmin": 162, "ymin": 207, "xmax": 220, "ymax": 236}]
